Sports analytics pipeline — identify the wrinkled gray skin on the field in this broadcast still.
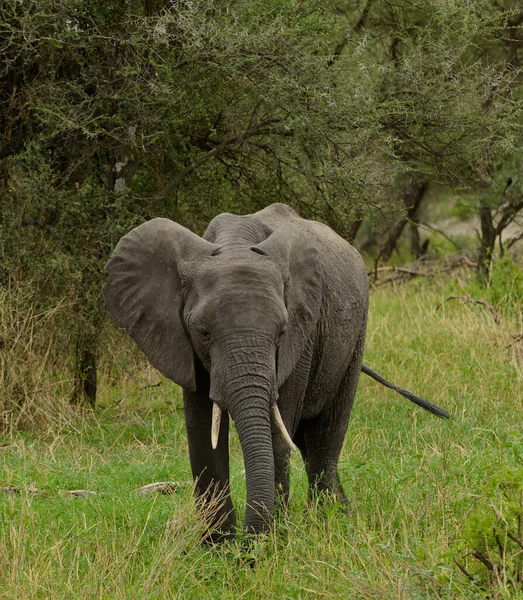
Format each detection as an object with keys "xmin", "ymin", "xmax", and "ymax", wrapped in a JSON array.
[{"xmin": 103, "ymin": 203, "xmax": 370, "ymax": 539}]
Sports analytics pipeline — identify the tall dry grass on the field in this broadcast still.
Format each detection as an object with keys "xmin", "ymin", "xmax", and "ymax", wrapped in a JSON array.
[
  {"xmin": 0, "ymin": 287, "xmax": 79, "ymax": 432},
  {"xmin": 0, "ymin": 285, "xmax": 168, "ymax": 434}
]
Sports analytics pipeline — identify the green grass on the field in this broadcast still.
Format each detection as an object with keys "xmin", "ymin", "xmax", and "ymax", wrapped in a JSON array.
[{"xmin": 1, "ymin": 277, "xmax": 523, "ymax": 598}]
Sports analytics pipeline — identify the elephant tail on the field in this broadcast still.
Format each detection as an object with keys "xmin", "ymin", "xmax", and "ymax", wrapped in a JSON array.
[{"xmin": 361, "ymin": 364, "xmax": 451, "ymax": 419}]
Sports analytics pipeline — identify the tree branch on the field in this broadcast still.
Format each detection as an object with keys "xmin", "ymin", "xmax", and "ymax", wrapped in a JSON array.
[
  {"xmin": 470, "ymin": 549, "xmax": 495, "ymax": 572},
  {"xmin": 147, "ymin": 121, "xmax": 286, "ymax": 209},
  {"xmin": 418, "ymin": 221, "xmax": 462, "ymax": 251},
  {"xmin": 495, "ymin": 196, "xmax": 523, "ymax": 236},
  {"xmin": 436, "ymin": 295, "xmax": 501, "ymax": 324},
  {"xmin": 453, "ymin": 557, "xmax": 475, "ymax": 582},
  {"xmin": 328, "ymin": 0, "xmax": 373, "ymax": 66},
  {"xmin": 507, "ymin": 232, "xmax": 523, "ymax": 249}
]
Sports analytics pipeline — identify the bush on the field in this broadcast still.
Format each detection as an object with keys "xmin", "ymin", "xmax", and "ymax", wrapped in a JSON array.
[{"xmin": 457, "ymin": 466, "xmax": 523, "ymax": 596}]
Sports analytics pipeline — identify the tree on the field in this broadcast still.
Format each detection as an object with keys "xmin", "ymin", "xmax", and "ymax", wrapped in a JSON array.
[
  {"xmin": 329, "ymin": 1, "xmax": 522, "ymax": 267},
  {"xmin": 0, "ymin": 0, "xmax": 395, "ymax": 405}
]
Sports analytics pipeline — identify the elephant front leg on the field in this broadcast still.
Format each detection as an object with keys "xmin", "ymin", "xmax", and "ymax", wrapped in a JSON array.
[{"xmin": 183, "ymin": 373, "xmax": 236, "ymax": 542}]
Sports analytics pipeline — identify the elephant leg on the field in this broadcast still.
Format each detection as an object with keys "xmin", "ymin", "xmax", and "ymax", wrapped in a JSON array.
[
  {"xmin": 183, "ymin": 364, "xmax": 236, "ymax": 542},
  {"xmin": 301, "ymin": 408, "xmax": 351, "ymax": 505},
  {"xmin": 300, "ymin": 340, "xmax": 364, "ymax": 505},
  {"xmin": 272, "ymin": 348, "xmax": 311, "ymax": 512}
]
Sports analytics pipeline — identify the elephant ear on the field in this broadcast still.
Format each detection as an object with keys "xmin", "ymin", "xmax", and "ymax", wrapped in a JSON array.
[
  {"xmin": 103, "ymin": 218, "xmax": 219, "ymax": 391},
  {"xmin": 255, "ymin": 227, "xmax": 323, "ymax": 387}
]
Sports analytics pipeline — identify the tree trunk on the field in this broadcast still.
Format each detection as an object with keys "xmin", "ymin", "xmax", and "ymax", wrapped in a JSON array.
[
  {"xmin": 346, "ymin": 218, "xmax": 363, "ymax": 244},
  {"xmin": 72, "ymin": 333, "xmax": 97, "ymax": 408},
  {"xmin": 476, "ymin": 196, "xmax": 497, "ymax": 283},
  {"xmin": 144, "ymin": 0, "xmax": 158, "ymax": 16},
  {"xmin": 410, "ymin": 222, "xmax": 422, "ymax": 258},
  {"xmin": 379, "ymin": 179, "xmax": 429, "ymax": 263},
  {"xmin": 475, "ymin": 11, "xmax": 523, "ymax": 283},
  {"xmin": 72, "ymin": 128, "xmax": 136, "ymax": 408}
]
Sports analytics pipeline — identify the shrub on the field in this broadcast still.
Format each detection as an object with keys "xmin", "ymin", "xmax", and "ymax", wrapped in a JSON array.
[{"xmin": 457, "ymin": 466, "xmax": 523, "ymax": 596}]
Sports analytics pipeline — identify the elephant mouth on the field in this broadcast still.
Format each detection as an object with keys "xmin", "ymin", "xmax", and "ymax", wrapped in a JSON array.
[{"xmin": 210, "ymin": 400, "xmax": 296, "ymax": 452}]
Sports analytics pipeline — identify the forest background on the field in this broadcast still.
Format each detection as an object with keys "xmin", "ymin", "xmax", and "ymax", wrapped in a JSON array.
[{"xmin": 1, "ymin": 1, "xmax": 523, "ymax": 597}]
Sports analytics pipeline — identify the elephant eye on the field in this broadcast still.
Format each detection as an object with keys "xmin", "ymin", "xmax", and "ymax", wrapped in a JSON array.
[
  {"xmin": 277, "ymin": 325, "xmax": 287, "ymax": 344},
  {"xmin": 197, "ymin": 325, "xmax": 210, "ymax": 341}
]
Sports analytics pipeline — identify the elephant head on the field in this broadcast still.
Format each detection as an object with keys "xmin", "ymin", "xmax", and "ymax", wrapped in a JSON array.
[{"xmin": 102, "ymin": 217, "xmax": 322, "ymax": 534}]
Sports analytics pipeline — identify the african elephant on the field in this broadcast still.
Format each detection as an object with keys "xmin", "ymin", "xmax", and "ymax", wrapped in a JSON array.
[{"xmin": 103, "ymin": 203, "xmax": 449, "ymax": 540}]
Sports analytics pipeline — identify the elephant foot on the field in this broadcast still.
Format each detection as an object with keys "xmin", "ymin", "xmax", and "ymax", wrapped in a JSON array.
[
  {"xmin": 201, "ymin": 526, "xmax": 237, "ymax": 545},
  {"xmin": 306, "ymin": 471, "xmax": 352, "ymax": 516}
]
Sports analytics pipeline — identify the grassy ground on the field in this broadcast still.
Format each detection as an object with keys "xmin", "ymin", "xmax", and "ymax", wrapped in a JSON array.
[{"xmin": 1, "ymin": 274, "xmax": 522, "ymax": 599}]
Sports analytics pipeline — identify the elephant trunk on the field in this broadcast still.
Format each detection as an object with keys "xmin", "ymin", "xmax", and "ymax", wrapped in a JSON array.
[
  {"xmin": 231, "ymin": 394, "xmax": 275, "ymax": 534},
  {"xmin": 210, "ymin": 338, "xmax": 276, "ymax": 535}
]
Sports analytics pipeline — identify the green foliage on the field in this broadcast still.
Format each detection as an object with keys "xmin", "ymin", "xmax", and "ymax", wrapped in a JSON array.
[
  {"xmin": 464, "ymin": 254, "xmax": 523, "ymax": 315},
  {"xmin": 460, "ymin": 466, "xmax": 523, "ymax": 595},
  {"xmin": 368, "ymin": 0, "xmax": 518, "ymax": 184},
  {"xmin": 1, "ymin": 0, "xmax": 519, "ymax": 240}
]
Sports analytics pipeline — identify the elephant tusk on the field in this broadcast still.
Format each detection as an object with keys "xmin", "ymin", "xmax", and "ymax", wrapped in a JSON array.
[
  {"xmin": 211, "ymin": 402, "xmax": 222, "ymax": 450},
  {"xmin": 271, "ymin": 404, "xmax": 297, "ymax": 452}
]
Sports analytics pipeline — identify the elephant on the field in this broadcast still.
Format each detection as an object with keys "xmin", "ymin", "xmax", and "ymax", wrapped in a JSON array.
[{"xmin": 102, "ymin": 203, "xmax": 449, "ymax": 540}]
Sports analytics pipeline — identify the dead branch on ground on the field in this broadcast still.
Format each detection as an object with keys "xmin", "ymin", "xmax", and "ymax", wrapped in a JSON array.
[
  {"xmin": 436, "ymin": 295, "xmax": 501, "ymax": 324},
  {"xmin": 370, "ymin": 255, "xmax": 477, "ymax": 286}
]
